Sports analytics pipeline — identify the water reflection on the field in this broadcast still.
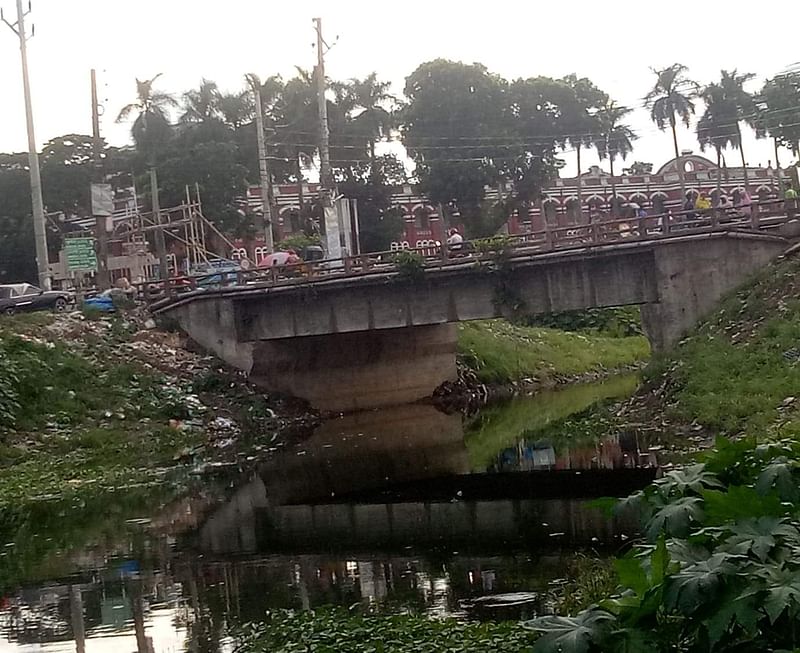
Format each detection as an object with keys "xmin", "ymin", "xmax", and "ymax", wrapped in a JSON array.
[{"xmin": 1, "ymin": 375, "xmax": 657, "ymax": 652}]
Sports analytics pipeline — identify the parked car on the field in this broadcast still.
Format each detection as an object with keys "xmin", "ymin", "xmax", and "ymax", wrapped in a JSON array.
[{"xmin": 0, "ymin": 283, "xmax": 73, "ymax": 316}]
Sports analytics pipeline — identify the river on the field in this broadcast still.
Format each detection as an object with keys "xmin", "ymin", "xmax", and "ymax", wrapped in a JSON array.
[{"xmin": 0, "ymin": 374, "xmax": 660, "ymax": 653}]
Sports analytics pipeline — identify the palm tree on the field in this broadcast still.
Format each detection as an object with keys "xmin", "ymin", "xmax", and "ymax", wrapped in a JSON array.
[
  {"xmin": 337, "ymin": 73, "xmax": 395, "ymax": 173},
  {"xmin": 180, "ymin": 78, "xmax": 222, "ymax": 125},
  {"xmin": 595, "ymin": 101, "xmax": 638, "ymax": 213},
  {"xmin": 644, "ymin": 63, "xmax": 698, "ymax": 201},
  {"xmin": 697, "ymin": 82, "xmax": 738, "ymax": 202},
  {"xmin": 116, "ymin": 74, "xmax": 177, "ymax": 160},
  {"xmin": 561, "ymin": 75, "xmax": 607, "ymax": 223},
  {"xmin": 718, "ymin": 69, "xmax": 757, "ymax": 192},
  {"xmin": 217, "ymin": 90, "xmax": 254, "ymax": 129}
]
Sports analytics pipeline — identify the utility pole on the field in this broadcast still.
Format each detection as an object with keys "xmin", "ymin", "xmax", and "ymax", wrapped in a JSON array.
[
  {"xmin": 2, "ymin": 0, "xmax": 50, "ymax": 289},
  {"xmin": 150, "ymin": 168, "xmax": 169, "ymax": 282},
  {"xmin": 313, "ymin": 17, "xmax": 341, "ymax": 259},
  {"xmin": 252, "ymin": 81, "xmax": 274, "ymax": 253},
  {"xmin": 91, "ymin": 69, "xmax": 110, "ymax": 290},
  {"xmin": 313, "ymin": 17, "xmax": 333, "ymax": 193}
]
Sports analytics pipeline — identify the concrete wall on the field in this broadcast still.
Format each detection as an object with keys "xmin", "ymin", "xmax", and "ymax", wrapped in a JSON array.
[
  {"xmin": 641, "ymin": 233, "xmax": 787, "ymax": 349},
  {"xmin": 249, "ymin": 324, "xmax": 458, "ymax": 412}
]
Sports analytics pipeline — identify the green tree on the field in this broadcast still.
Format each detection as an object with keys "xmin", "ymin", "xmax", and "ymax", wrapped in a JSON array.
[
  {"xmin": 595, "ymin": 102, "xmax": 638, "ymax": 210},
  {"xmin": 402, "ymin": 59, "xmax": 509, "ymax": 237},
  {"xmin": 116, "ymin": 74, "xmax": 177, "ymax": 163},
  {"xmin": 180, "ymin": 79, "xmax": 222, "ymax": 125},
  {"xmin": 758, "ymin": 73, "xmax": 800, "ymax": 155},
  {"xmin": 334, "ymin": 73, "xmax": 395, "ymax": 171},
  {"xmin": 697, "ymin": 82, "xmax": 739, "ymax": 199},
  {"xmin": 645, "ymin": 63, "xmax": 698, "ymax": 200},
  {"xmin": 217, "ymin": 90, "xmax": 254, "ymax": 129},
  {"xmin": 560, "ymin": 75, "xmax": 608, "ymax": 221},
  {"xmin": 717, "ymin": 69, "xmax": 758, "ymax": 192}
]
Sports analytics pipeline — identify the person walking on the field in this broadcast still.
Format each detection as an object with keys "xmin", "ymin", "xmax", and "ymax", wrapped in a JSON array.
[{"xmin": 785, "ymin": 186, "xmax": 798, "ymax": 220}]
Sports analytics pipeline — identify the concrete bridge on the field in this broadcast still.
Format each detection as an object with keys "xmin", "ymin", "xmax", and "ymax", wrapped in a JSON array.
[{"xmin": 154, "ymin": 215, "xmax": 795, "ymax": 411}]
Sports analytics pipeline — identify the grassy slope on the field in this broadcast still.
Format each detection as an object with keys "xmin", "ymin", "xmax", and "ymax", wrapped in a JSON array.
[
  {"xmin": 0, "ymin": 314, "xmax": 204, "ymax": 505},
  {"xmin": 458, "ymin": 319, "xmax": 650, "ymax": 384}
]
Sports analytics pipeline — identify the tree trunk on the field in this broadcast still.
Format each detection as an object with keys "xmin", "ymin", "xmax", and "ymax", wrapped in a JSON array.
[
  {"xmin": 576, "ymin": 144, "xmax": 583, "ymax": 224},
  {"xmin": 774, "ymin": 137, "xmax": 784, "ymax": 195},
  {"xmin": 609, "ymin": 155, "xmax": 617, "ymax": 216},
  {"xmin": 737, "ymin": 124, "xmax": 749, "ymax": 193},
  {"xmin": 716, "ymin": 146, "xmax": 722, "ymax": 202},
  {"xmin": 670, "ymin": 116, "xmax": 686, "ymax": 204},
  {"xmin": 296, "ymin": 149, "xmax": 305, "ymax": 209}
]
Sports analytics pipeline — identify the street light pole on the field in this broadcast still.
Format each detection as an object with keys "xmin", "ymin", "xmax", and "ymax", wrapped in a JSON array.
[{"xmin": 2, "ymin": 0, "xmax": 50, "ymax": 289}]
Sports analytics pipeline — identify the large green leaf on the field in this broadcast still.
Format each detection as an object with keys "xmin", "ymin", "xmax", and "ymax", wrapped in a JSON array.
[
  {"xmin": 702, "ymin": 485, "xmax": 785, "ymax": 525},
  {"xmin": 664, "ymin": 552, "xmax": 742, "ymax": 615},
  {"xmin": 715, "ymin": 517, "xmax": 798, "ymax": 562},
  {"xmin": 654, "ymin": 464, "xmax": 723, "ymax": 497},
  {"xmin": 646, "ymin": 496, "xmax": 703, "ymax": 539},
  {"xmin": 756, "ymin": 458, "xmax": 800, "ymax": 503},
  {"xmin": 526, "ymin": 609, "xmax": 616, "ymax": 653},
  {"xmin": 759, "ymin": 565, "xmax": 800, "ymax": 624},
  {"xmin": 704, "ymin": 586, "xmax": 761, "ymax": 647}
]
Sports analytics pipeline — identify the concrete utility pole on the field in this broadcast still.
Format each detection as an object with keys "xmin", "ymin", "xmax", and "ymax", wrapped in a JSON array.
[
  {"xmin": 2, "ymin": 0, "xmax": 50, "ymax": 289},
  {"xmin": 252, "ymin": 82, "xmax": 274, "ymax": 253},
  {"xmin": 313, "ymin": 17, "xmax": 333, "ymax": 193},
  {"xmin": 150, "ymin": 168, "xmax": 170, "ymax": 281},
  {"xmin": 313, "ymin": 17, "xmax": 343, "ymax": 259},
  {"xmin": 91, "ymin": 69, "xmax": 110, "ymax": 290}
]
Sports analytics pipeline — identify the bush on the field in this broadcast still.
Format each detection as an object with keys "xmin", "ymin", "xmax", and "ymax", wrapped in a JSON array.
[{"xmin": 526, "ymin": 437, "xmax": 800, "ymax": 652}]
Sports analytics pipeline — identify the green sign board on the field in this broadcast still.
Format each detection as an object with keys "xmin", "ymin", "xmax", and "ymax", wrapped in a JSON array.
[{"xmin": 65, "ymin": 237, "xmax": 98, "ymax": 271}]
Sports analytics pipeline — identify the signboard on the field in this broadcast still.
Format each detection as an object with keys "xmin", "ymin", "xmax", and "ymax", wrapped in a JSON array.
[
  {"xmin": 91, "ymin": 183, "xmax": 114, "ymax": 217},
  {"xmin": 65, "ymin": 237, "xmax": 98, "ymax": 271}
]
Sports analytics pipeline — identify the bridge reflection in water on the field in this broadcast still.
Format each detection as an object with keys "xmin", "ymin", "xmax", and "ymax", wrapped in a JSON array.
[{"xmin": 198, "ymin": 402, "xmax": 657, "ymax": 557}]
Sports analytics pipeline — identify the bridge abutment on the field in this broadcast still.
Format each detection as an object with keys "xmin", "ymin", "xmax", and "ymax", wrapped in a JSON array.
[
  {"xmin": 249, "ymin": 324, "xmax": 458, "ymax": 412},
  {"xmin": 641, "ymin": 234, "xmax": 787, "ymax": 350}
]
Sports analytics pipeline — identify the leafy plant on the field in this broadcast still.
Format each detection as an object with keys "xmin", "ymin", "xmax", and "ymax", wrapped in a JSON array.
[{"xmin": 392, "ymin": 250, "xmax": 426, "ymax": 282}]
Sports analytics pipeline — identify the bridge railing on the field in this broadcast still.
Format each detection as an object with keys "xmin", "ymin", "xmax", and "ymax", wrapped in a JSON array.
[{"xmin": 144, "ymin": 198, "xmax": 795, "ymax": 304}]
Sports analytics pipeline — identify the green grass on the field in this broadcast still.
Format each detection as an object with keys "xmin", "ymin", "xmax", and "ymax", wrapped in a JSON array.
[
  {"xmin": 458, "ymin": 320, "xmax": 650, "ymax": 385},
  {"xmin": 465, "ymin": 373, "xmax": 640, "ymax": 470},
  {"xmin": 659, "ymin": 255, "xmax": 800, "ymax": 436},
  {"xmin": 0, "ymin": 316, "xmax": 206, "ymax": 506}
]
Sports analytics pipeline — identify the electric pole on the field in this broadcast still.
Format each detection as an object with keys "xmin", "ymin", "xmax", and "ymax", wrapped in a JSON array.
[
  {"xmin": 2, "ymin": 0, "xmax": 50, "ymax": 289},
  {"xmin": 313, "ymin": 17, "xmax": 333, "ymax": 193},
  {"xmin": 91, "ymin": 69, "xmax": 110, "ymax": 290},
  {"xmin": 150, "ymin": 168, "xmax": 169, "ymax": 282},
  {"xmin": 251, "ymin": 80, "xmax": 274, "ymax": 253},
  {"xmin": 313, "ymin": 17, "xmax": 342, "ymax": 259}
]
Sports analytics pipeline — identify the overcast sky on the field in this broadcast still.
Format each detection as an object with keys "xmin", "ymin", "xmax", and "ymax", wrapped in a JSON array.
[{"xmin": 1, "ymin": 0, "xmax": 798, "ymax": 177}]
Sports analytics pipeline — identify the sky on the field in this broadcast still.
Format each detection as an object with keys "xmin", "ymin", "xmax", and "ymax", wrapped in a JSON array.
[{"xmin": 1, "ymin": 0, "xmax": 799, "ymax": 178}]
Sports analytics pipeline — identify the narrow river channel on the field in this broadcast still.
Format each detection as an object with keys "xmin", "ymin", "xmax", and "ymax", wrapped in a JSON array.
[{"xmin": 0, "ymin": 374, "xmax": 661, "ymax": 652}]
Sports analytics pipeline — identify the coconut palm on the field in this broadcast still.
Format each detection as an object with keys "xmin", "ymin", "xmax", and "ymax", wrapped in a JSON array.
[
  {"xmin": 718, "ymin": 69, "xmax": 757, "ymax": 191},
  {"xmin": 561, "ymin": 75, "xmax": 608, "ymax": 222},
  {"xmin": 595, "ymin": 101, "xmax": 638, "ymax": 212},
  {"xmin": 217, "ymin": 90, "xmax": 254, "ymax": 129},
  {"xmin": 697, "ymin": 82, "xmax": 738, "ymax": 201},
  {"xmin": 336, "ymin": 73, "xmax": 396, "ymax": 172},
  {"xmin": 181, "ymin": 79, "xmax": 222, "ymax": 125},
  {"xmin": 644, "ymin": 63, "xmax": 698, "ymax": 200},
  {"xmin": 116, "ymin": 74, "xmax": 177, "ymax": 160}
]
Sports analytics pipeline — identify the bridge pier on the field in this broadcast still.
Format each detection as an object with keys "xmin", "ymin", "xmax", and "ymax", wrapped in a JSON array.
[{"xmin": 249, "ymin": 324, "xmax": 458, "ymax": 412}]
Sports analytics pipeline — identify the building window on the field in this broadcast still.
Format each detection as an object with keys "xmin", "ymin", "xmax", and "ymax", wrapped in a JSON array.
[
  {"xmin": 414, "ymin": 207, "xmax": 431, "ymax": 231},
  {"xmin": 565, "ymin": 198, "xmax": 581, "ymax": 223}
]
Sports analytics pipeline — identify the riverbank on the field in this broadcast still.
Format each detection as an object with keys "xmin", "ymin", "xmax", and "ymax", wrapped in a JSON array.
[
  {"xmin": 436, "ymin": 320, "xmax": 649, "ymax": 408},
  {"xmin": 0, "ymin": 312, "xmax": 315, "ymax": 507}
]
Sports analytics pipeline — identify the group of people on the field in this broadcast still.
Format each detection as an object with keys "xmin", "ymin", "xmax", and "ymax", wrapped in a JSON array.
[{"xmin": 683, "ymin": 189, "xmax": 754, "ymax": 220}]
